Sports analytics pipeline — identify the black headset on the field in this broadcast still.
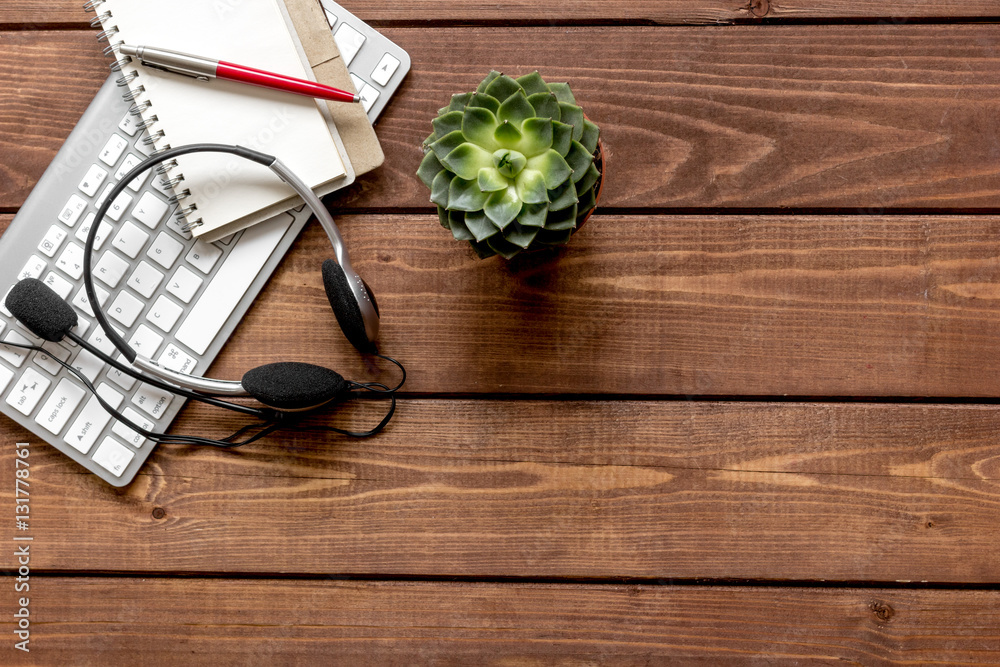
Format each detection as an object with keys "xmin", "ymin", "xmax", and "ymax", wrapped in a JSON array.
[{"xmin": 5, "ymin": 143, "xmax": 404, "ymax": 448}]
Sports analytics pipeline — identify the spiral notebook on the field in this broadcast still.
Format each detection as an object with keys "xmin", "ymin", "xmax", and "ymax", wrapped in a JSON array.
[{"xmin": 91, "ymin": 0, "xmax": 355, "ymax": 240}]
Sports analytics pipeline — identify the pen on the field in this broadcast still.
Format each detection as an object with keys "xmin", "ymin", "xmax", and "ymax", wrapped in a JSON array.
[{"xmin": 118, "ymin": 44, "xmax": 361, "ymax": 104}]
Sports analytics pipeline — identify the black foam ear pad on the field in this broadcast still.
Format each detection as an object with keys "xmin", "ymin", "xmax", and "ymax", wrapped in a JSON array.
[
  {"xmin": 6, "ymin": 278, "xmax": 78, "ymax": 342},
  {"xmin": 321, "ymin": 259, "xmax": 377, "ymax": 353},
  {"xmin": 242, "ymin": 362, "xmax": 349, "ymax": 410}
]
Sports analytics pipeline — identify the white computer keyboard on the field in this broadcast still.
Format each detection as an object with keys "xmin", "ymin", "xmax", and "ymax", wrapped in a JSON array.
[{"xmin": 0, "ymin": 2, "xmax": 409, "ymax": 486}]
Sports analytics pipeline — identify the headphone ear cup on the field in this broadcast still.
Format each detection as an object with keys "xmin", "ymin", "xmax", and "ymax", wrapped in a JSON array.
[{"xmin": 321, "ymin": 259, "xmax": 377, "ymax": 353}]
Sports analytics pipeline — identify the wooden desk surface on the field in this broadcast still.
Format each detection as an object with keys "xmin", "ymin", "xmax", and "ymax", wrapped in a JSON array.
[{"xmin": 2, "ymin": 2, "xmax": 1000, "ymax": 663}]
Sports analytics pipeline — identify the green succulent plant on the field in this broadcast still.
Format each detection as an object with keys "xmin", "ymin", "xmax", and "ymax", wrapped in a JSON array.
[{"xmin": 417, "ymin": 70, "xmax": 602, "ymax": 259}]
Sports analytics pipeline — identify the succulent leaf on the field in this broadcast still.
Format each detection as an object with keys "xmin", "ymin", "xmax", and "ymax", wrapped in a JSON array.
[
  {"xmin": 515, "ymin": 71, "xmax": 550, "ymax": 96},
  {"xmin": 417, "ymin": 151, "xmax": 444, "ymax": 189},
  {"xmin": 575, "ymin": 162, "xmax": 601, "ymax": 195},
  {"xmin": 581, "ymin": 119, "xmax": 601, "ymax": 154},
  {"xmin": 476, "ymin": 70, "xmax": 502, "ymax": 94},
  {"xmin": 419, "ymin": 70, "xmax": 601, "ymax": 258},
  {"xmin": 462, "ymin": 106, "xmax": 501, "ymax": 151},
  {"xmin": 432, "ymin": 110, "xmax": 464, "ymax": 139},
  {"xmin": 441, "ymin": 143, "xmax": 495, "ymax": 180},
  {"xmin": 517, "ymin": 117, "xmax": 553, "ymax": 157},
  {"xmin": 478, "ymin": 167, "xmax": 509, "ymax": 192},
  {"xmin": 448, "ymin": 211, "xmax": 476, "ymax": 241},
  {"xmin": 526, "ymin": 149, "xmax": 572, "ymax": 189},
  {"xmin": 429, "ymin": 130, "xmax": 467, "ymax": 161},
  {"xmin": 483, "ymin": 74, "xmax": 522, "ymax": 102},
  {"xmin": 503, "ymin": 221, "xmax": 541, "ymax": 249},
  {"xmin": 485, "ymin": 186, "xmax": 523, "ymax": 229},
  {"xmin": 565, "ymin": 140, "xmax": 595, "ymax": 183},
  {"xmin": 430, "ymin": 170, "xmax": 451, "ymax": 208},
  {"xmin": 545, "ymin": 202, "xmax": 579, "ymax": 231},
  {"xmin": 468, "ymin": 92, "xmax": 501, "ymax": 115},
  {"xmin": 551, "ymin": 121, "xmax": 574, "ymax": 157},
  {"xmin": 546, "ymin": 82, "xmax": 577, "ymax": 105},
  {"xmin": 446, "ymin": 92, "xmax": 473, "ymax": 113},
  {"xmin": 558, "ymin": 103, "xmax": 585, "ymax": 141},
  {"xmin": 464, "ymin": 210, "xmax": 500, "ymax": 242},
  {"xmin": 515, "ymin": 169, "xmax": 549, "ymax": 205},
  {"xmin": 518, "ymin": 202, "xmax": 549, "ymax": 227},
  {"xmin": 448, "ymin": 176, "xmax": 490, "ymax": 211},
  {"xmin": 527, "ymin": 92, "xmax": 562, "ymax": 121},
  {"xmin": 497, "ymin": 90, "xmax": 535, "ymax": 127},
  {"xmin": 494, "ymin": 120, "xmax": 522, "ymax": 146}
]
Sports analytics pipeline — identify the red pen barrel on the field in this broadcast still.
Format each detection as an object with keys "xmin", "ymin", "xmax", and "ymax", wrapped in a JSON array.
[{"xmin": 216, "ymin": 60, "xmax": 357, "ymax": 103}]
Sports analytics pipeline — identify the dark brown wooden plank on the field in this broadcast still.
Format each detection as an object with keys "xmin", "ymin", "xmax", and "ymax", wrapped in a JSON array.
[
  {"xmin": 4, "ymin": 400, "xmax": 1000, "ymax": 582},
  {"xmin": 212, "ymin": 213, "xmax": 1000, "ymax": 397},
  {"xmin": 2, "ymin": 579, "xmax": 998, "ymax": 664},
  {"xmin": 5, "ymin": 211, "xmax": 1000, "ymax": 398},
  {"xmin": 4, "ymin": 0, "xmax": 998, "ymax": 25},
  {"xmin": 3, "ymin": 26, "xmax": 1000, "ymax": 211}
]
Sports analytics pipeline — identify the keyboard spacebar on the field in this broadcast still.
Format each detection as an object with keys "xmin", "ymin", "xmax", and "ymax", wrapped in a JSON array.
[{"xmin": 175, "ymin": 215, "xmax": 294, "ymax": 356}]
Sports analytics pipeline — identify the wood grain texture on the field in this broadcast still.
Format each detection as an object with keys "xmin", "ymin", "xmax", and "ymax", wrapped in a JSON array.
[
  {"xmin": 3, "ymin": 0, "xmax": 999, "ymax": 25},
  {"xmin": 3, "ymin": 26, "xmax": 1000, "ymax": 210},
  {"xmin": 2, "ymin": 579, "xmax": 999, "ymax": 665},
  {"xmin": 6, "ymin": 211, "xmax": 1000, "ymax": 398},
  {"xmin": 4, "ymin": 400, "xmax": 1000, "ymax": 582},
  {"xmin": 156, "ymin": 213, "xmax": 1000, "ymax": 397}
]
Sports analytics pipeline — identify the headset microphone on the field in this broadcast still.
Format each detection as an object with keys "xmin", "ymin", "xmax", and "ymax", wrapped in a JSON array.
[{"xmin": 4, "ymin": 143, "xmax": 404, "ymax": 449}]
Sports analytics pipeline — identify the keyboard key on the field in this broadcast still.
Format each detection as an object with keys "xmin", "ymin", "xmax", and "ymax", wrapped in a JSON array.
[
  {"xmin": 0, "ymin": 331, "xmax": 34, "ymax": 368},
  {"xmin": 107, "ymin": 366, "xmax": 136, "ymax": 391},
  {"xmin": 78, "ymin": 164, "xmax": 109, "ymax": 198},
  {"xmin": 6, "ymin": 368, "xmax": 51, "ymax": 416},
  {"xmin": 147, "ymin": 232, "xmax": 185, "ymax": 270},
  {"xmin": 127, "ymin": 261, "xmax": 164, "ymax": 299},
  {"xmin": 132, "ymin": 383, "xmax": 172, "ymax": 419},
  {"xmin": 99, "ymin": 133, "xmax": 129, "ymax": 166},
  {"xmin": 38, "ymin": 226, "xmax": 68, "ymax": 258},
  {"xmin": 97, "ymin": 186, "xmax": 133, "ymax": 222},
  {"xmin": 118, "ymin": 112, "xmax": 141, "ymax": 137},
  {"xmin": 117, "ymin": 154, "xmax": 150, "ymax": 192},
  {"xmin": 0, "ymin": 365, "xmax": 14, "ymax": 395},
  {"xmin": 147, "ymin": 295, "xmax": 183, "ymax": 333},
  {"xmin": 185, "ymin": 240, "xmax": 223, "ymax": 274},
  {"xmin": 55, "ymin": 243, "xmax": 86, "ymax": 280},
  {"xmin": 371, "ymin": 53, "xmax": 401, "ymax": 86},
  {"xmin": 158, "ymin": 343, "xmax": 197, "ymax": 374},
  {"xmin": 128, "ymin": 324, "xmax": 163, "ymax": 358},
  {"xmin": 71, "ymin": 348, "xmax": 106, "ymax": 383},
  {"xmin": 166, "ymin": 265, "xmax": 202, "ymax": 303},
  {"xmin": 58, "ymin": 195, "xmax": 88, "ymax": 227},
  {"xmin": 33, "ymin": 344, "xmax": 72, "ymax": 375},
  {"xmin": 134, "ymin": 131, "xmax": 155, "ymax": 157},
  {"xmin": 358, "ymin": 82, "xmax": 379, "ymax": 114},
  {"xmin": 72, "ymin": 284, "xmax": 109, "ymax": 318},
  {"xmin": 334, "ymin": 23, "xmax": 366, "ymax": 66},
  {"xmin": 94, "ymin": 251, "xmax": 130, "ymax": 288},
  {"xmin": 68, "ymin": 317, "xmax": 91, "ymax": 345},
  {"xmin": 86, "ymin": 323, "xmax": 120, "ymax": 357},
  {"xmin": 166, "ymin": 215, "xmax": 192, "ymax": 240},
  {"xmin": 324, "ymin": 9, "xmax": 337, "ymax": 28},
  {"xmin": 108, "ymin": 291, "xmax": 144, "ymax": 327},
  {"xmin": 18, "ymin": 255, "xmax": 47, "ymax": 281},
  {"xmin": 113, "ymin": 408, "xmax": 153, "ymax": 448},
  {"xmin": 176, "ymin": 214, "xmax": 292, "ymax": 355},
  {"xmin": 92, "ymin": 437, "xmax": 134, "ymax": 477},
  {"xmin": 65, "ymin": 384, "xmax": 122, "ymax": 454},
  {"xmin": 42, "ymin": 272, "xmax": 73, "ymax": 300},
  {"xmin": 34, "ymin": 377, "xmax": 86, "ymax": 435},
  {"xmin": 132, "ymin": 192, "xmax": 169, "ymax": 229},
  {"xmin": 75, "ymin": 213, "xmax": 112, "ymax": 251},
  {"xmin": 112, "ymin": 221, "xmax": 150, "ymax": 259}
]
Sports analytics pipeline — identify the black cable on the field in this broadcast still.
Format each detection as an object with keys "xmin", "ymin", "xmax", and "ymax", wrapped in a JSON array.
[{"xmin": 65, "ymin": 329, "xmax": 269, "ymax": 419}]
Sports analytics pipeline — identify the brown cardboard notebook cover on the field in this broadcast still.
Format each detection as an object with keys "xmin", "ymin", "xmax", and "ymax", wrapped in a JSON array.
[{"xmin": 285, "ymin": 0, "xmax": 384, "ymax": 178}]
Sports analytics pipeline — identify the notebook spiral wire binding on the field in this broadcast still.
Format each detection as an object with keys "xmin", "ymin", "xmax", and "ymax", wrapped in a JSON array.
[{"xmin": 86, "ymin": 0, "xmax": 199, "ymax": 230}]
